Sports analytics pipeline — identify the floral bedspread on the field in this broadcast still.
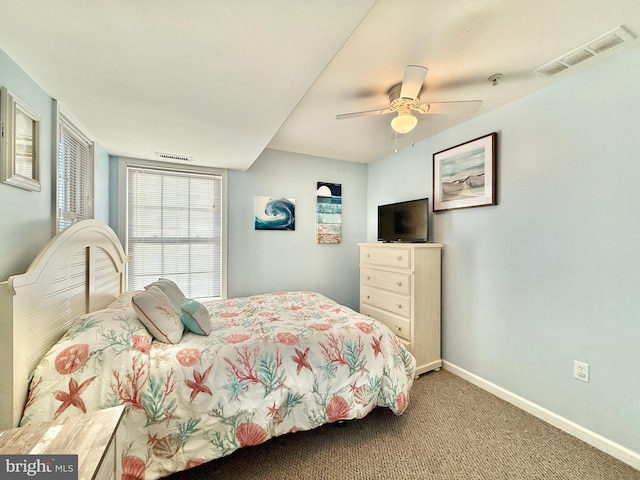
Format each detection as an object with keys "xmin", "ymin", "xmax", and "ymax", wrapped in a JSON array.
[{"xmin": 21, "ymin": 291, "xmax": 416, "ymax": 479}]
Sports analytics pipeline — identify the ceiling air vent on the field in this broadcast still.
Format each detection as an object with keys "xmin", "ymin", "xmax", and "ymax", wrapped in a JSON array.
[
  {"xmin": 536, "ymin": 25, "xmax": 636, "ymax": 77},
  {"xmin": 156, "ymin": 152, "xmax": 193, "ymax": 162}
]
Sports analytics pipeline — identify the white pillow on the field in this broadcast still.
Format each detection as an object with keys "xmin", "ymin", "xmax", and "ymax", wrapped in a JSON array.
[
  {"xmin": 145, "ymin": 278, "xmax": 185, "ymax": 310},
  {"xmin": 132, "ymin": 286, "xmax": 184, "ymax": 344},
  {"xmin": 180, "ymin": 298, "xmax": 212, "ymax": 336}
]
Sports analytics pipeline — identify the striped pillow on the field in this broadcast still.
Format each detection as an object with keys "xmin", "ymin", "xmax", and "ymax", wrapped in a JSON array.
[{"xmin": 131, "ymin": 286, "xmax": 184, "ymax": 344}]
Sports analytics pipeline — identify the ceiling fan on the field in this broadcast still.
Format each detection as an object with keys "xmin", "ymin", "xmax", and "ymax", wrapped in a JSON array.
[{"xmin": 336, "ymin": 65, "xmax": 482, "ymax": 134}]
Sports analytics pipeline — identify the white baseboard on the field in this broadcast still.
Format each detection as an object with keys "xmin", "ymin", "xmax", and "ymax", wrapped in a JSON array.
[{"xmin": 443, "ymin": 361, "xmax": 640, "ymax": 471}]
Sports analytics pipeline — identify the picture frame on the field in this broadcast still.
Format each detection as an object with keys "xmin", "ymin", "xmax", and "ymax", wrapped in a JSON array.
[
  {"xmin": 254, "ymin": 196, "xmax": 296, "ymax": 230},
  {"xmin": 0, "ymin": 86, "xmax": 41, "ymax": 191},
  {"xmin": 316, "ymin": 181, "xmax": 342, "ymax": 244},
  {"xmin": 433, "ymin": 132, "xmax": 496, "ymax": 212}
]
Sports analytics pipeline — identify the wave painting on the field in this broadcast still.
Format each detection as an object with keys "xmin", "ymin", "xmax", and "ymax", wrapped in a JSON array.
[{"xmin": 255, "ymin": 196, "xmax": 295, "ymax": 230}]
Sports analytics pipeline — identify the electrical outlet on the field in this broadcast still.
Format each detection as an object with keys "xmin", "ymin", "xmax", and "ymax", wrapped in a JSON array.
[{"xmin": 574, "ymin": 360, "xmax": 590, "ymax": 382}]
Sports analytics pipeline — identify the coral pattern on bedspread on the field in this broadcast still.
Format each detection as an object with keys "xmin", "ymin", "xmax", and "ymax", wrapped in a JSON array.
[{"xmin": 21, "ymin": 291, "xmax": 416, "ymax": 479}]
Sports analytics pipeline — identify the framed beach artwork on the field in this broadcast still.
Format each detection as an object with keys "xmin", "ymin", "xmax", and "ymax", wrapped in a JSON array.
[
  {"xmin": 316, "ymin": 182, "xmax": 342, "ymax": 244},
  {"xmin": 254, "ymin": 196, "xmax": 296, "ymax": 230},
  {"xmin": 432, "ymin": 132, "xmax": 497, "ymax": 212}
]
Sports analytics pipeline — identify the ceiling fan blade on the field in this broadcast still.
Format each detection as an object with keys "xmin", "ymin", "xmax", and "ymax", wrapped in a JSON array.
[
  {"xmin": 335, "ymin": 108, "xmax": 393, "ymax": 120},
  {"xmin": 400, "ymin": 65, "xmax": 428, "ymax": 100},
  {"xmin": 416, "ymin": 100, "xmax": 482, "ymax": 114}
]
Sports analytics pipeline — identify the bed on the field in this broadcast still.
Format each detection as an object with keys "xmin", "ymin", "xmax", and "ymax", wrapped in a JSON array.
[{"xmin": 0, "ymin": 220, "xmax": 416, "ymax": 479}]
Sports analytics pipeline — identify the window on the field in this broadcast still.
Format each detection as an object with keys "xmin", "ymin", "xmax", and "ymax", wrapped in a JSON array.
[
  {"xmin": 57, "ymin": 112, "xmax": 94, "ymax": 231},
  {"xmin": 127, "ymin": 165, "xmax": 224, "ymax": 299}
]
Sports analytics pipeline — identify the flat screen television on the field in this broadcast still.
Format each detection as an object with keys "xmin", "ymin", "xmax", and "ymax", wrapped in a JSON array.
[{"xmin": 377, "ymin": 198, "xmax": 429, "ymax": 243}]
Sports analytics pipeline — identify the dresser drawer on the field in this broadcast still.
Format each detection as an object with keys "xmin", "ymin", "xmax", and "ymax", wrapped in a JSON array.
[
  {"xmin": 360, "ymin": 246, "xmax": 412, "ymax": 269},
  {"xmin": 361, "ymin": 304, "xmax": 411, "ymax": 342},
  {"xmin": 361, "ymin": 267, "xmax": 411, "ymax": 295},
  {"xmin": 360, "ymin": 285, "xmax": 411, "ymax": 319}
]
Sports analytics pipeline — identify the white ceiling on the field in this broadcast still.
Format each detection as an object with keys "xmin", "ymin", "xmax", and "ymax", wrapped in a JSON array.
[{"xmin": 1, "ymin": 0, "xmax": 640, "ymax": 171}]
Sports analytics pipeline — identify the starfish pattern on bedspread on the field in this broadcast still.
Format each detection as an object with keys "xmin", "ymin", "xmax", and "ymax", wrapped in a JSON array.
[
  {"xmin": 53, "ymin": 376, "xmax": 97, "ymax": 418},
  {"xmin": 186, "ymin": 365, "xmax": 213, "ymax": 401},
  {"xmin": 292, "ymin": 347, "xmax": 312, "ymax": 374}
]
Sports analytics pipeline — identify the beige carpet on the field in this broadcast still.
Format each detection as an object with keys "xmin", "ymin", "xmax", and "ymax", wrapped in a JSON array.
[{"xmin": 165, "ymin": 369, "xmax": 640, "ymax": 479}]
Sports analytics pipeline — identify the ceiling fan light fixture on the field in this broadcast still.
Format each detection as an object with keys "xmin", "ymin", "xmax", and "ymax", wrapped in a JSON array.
[{"xmin": 391, "ymin": 111, "xmax": 418, "ymax": 134}]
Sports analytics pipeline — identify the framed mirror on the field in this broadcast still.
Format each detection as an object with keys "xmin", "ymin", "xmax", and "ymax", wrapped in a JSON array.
[{"xmin": 0, "ymin": 86, "xmax": 41, "ymax": 191}]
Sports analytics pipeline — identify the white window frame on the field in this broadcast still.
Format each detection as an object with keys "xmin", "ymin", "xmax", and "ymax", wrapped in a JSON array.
[
  {"xmin": 118, "ymin": 157, "xmax": 227, "ymax": 299},
  {"xmin": 55, "ymin": 103, "xmax": 95, "ymax": 232}
]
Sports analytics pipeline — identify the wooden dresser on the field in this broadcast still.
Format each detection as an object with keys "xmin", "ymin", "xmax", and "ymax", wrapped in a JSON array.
[
  {"xmin": 0, "ymin": 405, "xmax": 126, "ymax": 480},
  {"xmin": 358, "ymin": 242, "xmax": 443, "ymax": 376}
]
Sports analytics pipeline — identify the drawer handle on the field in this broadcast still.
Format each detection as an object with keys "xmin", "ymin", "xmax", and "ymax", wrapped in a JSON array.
[
  {"xmin": 396, "ymin": 304, "xmax": 402, "ymax": 309},
  {"xmin": 396, "ymin": 281, "xmax": 402, "ymax": 287},
  {"xmin": 367, "ymin": 276, "xmax": 371, "ymax": 280},
  {"xmin": 366, "ymin": 295, "xmax": 370, "ymax": 299},
  {"xmin": 396, "ymin": 256, "xmax": 402, "ymax": 261},
  {"xmin": 395, "ymin": 326, "xmax": 401, "ymax": 332}
]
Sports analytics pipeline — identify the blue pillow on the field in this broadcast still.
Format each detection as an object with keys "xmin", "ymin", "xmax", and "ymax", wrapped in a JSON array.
[{"xmin": 179, "ymin": 298, "xmax": 211, "ymax": 335}]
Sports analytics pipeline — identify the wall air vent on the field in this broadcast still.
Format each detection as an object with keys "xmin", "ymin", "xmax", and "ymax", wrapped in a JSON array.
[
  {"xmin": 155, "ymin": 152, "xmax": 193, "ymax": 162},
  {"xmin": 536, "ymin": 25, "xmax": 636, "ymax": 77}
]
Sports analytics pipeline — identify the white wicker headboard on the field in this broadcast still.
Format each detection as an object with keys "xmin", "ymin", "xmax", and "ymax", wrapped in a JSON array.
[{"xmin": 0, "ymin": 220, "xmax": 127, "ymax": 429}]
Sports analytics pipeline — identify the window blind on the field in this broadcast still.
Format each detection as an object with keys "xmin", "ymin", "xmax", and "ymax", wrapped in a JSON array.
[
  {"xmin": 57, "ymin": 114, "xmax": 94, "ymax": 231},
  {"xmin": 127, "ymin": 166, "xmax": 222, "ymax": 299}
]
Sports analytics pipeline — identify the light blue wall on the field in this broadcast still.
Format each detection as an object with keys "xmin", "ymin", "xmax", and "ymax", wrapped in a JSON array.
[
  {"xmin": 227, "ymin": 149, "xmax": 367, "ymax": 310},
  {"xmin": 0, "ymin": 48, "xmax": 54, "ymax": 280},
  {"xmin": 367, "ymin": 47, "xmax": 640, "ymax": 453},
  {"xmin": 0, "ymin": 48, "xmax": 110, "ymax": 281}
]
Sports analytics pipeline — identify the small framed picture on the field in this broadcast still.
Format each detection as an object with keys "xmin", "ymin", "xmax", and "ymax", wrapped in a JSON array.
[
  {"xmin": 254, "ymin": 196, "xmax": 296, "ymax": 230},
  {"xmin": 433, "ymin": 132, "xmax": 497, "ymax": 212},
  {"xmin": 0, "ymin": 86, "xmax": 41, "ymax": 191}
]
